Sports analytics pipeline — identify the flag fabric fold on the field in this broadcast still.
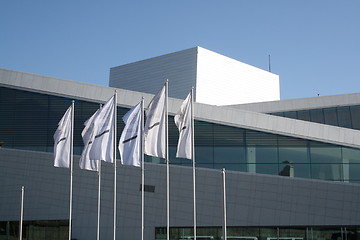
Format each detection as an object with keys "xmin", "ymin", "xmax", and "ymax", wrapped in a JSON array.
[
  {"xmin": 119, "ymin": 102, "xmax": 142, "ymax": 167},
  {"xmin": 80, "ymin": 95, "xmax": 115, "ymax": 171},
  {"xmin": 79, "ymin": 109, "xmax": 99, "ymax": 171},
  {"xmin": 174, "ymin": 92, "xmax": 192, "ymax": 159},
  {"xmin": 54, "ymin": 105, "xmax": 72, "ymax": 168},
  {"xmin": 144, "ymin": 85, "xmax": 166, "ymax": 159}
]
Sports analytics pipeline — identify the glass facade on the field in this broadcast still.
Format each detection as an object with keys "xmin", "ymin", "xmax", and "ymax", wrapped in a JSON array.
[
  {"xmin": 0, "ymin": 220, "xmax": 68, "ymax": 240},
  {"xmin": 2, "ymin": 86, "xmax": 360, "ymax": 182},
  {"xmin": 270, "ymin": 105, "xmax": 360, "ymax": 130},
  {"xmin": 155, "ymin": 226, "xmax": 360, "ymax": 240}
]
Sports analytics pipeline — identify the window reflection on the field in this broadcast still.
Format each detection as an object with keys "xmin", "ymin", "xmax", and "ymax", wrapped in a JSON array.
[
  {"xmin": 3, "ymin": 87, "xmax": 360, "ymax": 183},
  {"xmin": 311, "ymin": 164, "xmax": 343, "ymax": 181},
  {"xmin": 156, "ymin": 227, "xmax": 358, "ymax": 240}
]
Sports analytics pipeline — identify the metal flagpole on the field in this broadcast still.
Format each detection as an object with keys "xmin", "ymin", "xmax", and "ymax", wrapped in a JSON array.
[
  {"xmin": 68, "ymin": 100, "xmax": 75, "ymax": 240},
  {"xmin": 19, "ymin": 186, "xmax": 24, "ymax": 240},
  {"xmin": 222, "ymin": 168, "xmax": 227, "ymax": 240},
  {"xmin": 113, "ymin": 91, "xmax": 118, "ymax": 240},
  {"xmin": 141, "ymin": 97, "xmax": 145, "ymax": 240},
  {"xmin": 191, "ymin": 88, "xmax": 197, "ymax": 240},
  {"xmin": 165, "ymin": 80, "xmax": 170, "ymax": 240},
  {"xmin": 97, "ymin": 103, "xmax": 102, "ymax": 240},
  {"xmin": 97, "ymin": 160, "xmax": 102, "ymax": 240}
]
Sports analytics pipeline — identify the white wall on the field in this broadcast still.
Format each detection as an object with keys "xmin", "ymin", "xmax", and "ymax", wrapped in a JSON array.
[{"xmin": 196, "ymin": 47, "xmax": 280, "ymax": 106}]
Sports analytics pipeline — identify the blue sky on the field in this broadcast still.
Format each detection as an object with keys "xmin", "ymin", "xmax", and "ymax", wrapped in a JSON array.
[{"xmin": 1, "ymin": 1, "xmax": 359, "ymax": 100}]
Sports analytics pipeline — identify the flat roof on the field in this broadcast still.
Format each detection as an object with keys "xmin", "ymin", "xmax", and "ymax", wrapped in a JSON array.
[{"xmin": 227, "ymin": 93, "xmax": 360, "ymax": 113}]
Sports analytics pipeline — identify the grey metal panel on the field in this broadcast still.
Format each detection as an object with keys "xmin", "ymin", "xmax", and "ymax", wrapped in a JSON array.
[
  {"xmin": 228, "ymin": 93, "xmax": 360, "ymax": 113},
  {"xmin": 109, "ymin": 47, "xmax": 198, "ymax": 100},
  {"xmin": 1, "ymin": 147, "xmax": 360, "ymax": 240}
]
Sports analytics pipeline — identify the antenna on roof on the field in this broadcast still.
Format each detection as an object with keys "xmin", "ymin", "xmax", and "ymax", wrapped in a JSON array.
[{"xmin": 268, "ymin": 54, "xmax": 272, "ymax": 72}]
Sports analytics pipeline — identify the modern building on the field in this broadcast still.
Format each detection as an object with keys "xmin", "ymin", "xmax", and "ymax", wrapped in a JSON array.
[
  {"xmin": 1, "ymin": 47, "xmax": 360, "ymax": 240},
  {"xmin": 109, "ymin": 47, "xmax": 280, "ymax": 106}
]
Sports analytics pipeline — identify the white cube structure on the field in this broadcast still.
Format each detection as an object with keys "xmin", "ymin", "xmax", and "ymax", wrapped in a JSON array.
[{"xmin": 109, "ymin": 46, "xmax": 280, "ymax": 105}]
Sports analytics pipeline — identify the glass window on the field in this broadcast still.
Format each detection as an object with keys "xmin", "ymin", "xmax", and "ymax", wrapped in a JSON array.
[
  {"xmin": 323, "ymin": 108, "xmax": 338, "ymax": 127},
  {"xmin": 279, "ymin": 147, "xmax": 309, "ymax": 164},
  {"xmin": 195, "ymin": 147, "xmax": 214, "ymax": 165},
  {"xmin": 279, "ymin": 227, "xmax": 306, "ymax": 239},
  {"xmin": 348, "ymin": 164, "xmax": 360, "ymax": 182},
  {"xmin": 310, "ymin": 227, "xmax": 343, "ymax": 240},
  {"xmin": 311, "ymin": 164, "xmax": 343, "ymax": 181},
  {"xmin": 342, "ymin": 147, "xmax": 360, "ymax": 163},
  {"xmin": 214, "ymin": 163, "xmax": 247, "ymax": 172},
  {"xmin": 337, "ymin": 106, "xmax": 352, "ymax": 128},
  {"xmin": 256, "ymin": 163, "xmax": 279, "ymax": 175},
  {"xmin": 279, "ymin": 163, "xmax": 311, "ymax": 178},
  {"xmin": 214, "ymin": 147, "xmax": 246, "ymax": 164},
  {"xmin": 259, "ymin": 228, "xmax": 278, "ymax": 240},
  {"xmin": 310, "ymin": 109, "xmax": 324, "ymax": 124},
  {"xmin": 283, "ymin": 111, "xmax": 298, "ymax": 119},
  {"xmin": 271, "ymin": 112, "xmax": 284, "ymax": 117},
  {"xmin": 297, "ymin": 110, "xmax": 311, "ymax": 121},
  {"xmin": 350, "ymin": 105, "xmax": 360, "ymax": 130},
  {"xmin": 310, "ymin": 143, "xmax": 342, "ymax": 163},
  {"xmin": 255, "ymin": 146, "xmax": 278, "ymax": 163}
]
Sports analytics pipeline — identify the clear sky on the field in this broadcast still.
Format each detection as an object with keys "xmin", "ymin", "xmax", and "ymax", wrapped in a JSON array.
[{"xmin": 1, "ymin": 1, "xmax": 359, "ymax": 100}]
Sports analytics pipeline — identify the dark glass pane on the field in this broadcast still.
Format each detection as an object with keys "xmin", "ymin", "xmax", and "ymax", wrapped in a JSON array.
[
  {"xmin": 350, "ymin": 105, "xmax": 360, "ymax": 130},
  {"xmin": 323, "ymin": 108, "xmax": 338, "ymax": 126},
  {"xmin": 256, "ymin": 163, "xmax": 279, "ymax": 175},
  {"xmin": 271, "ymin": 112, "xmax": 284, "ymax": 117},
  {"xmin": 337, "ymin": 106, "xmax": 352, "ymax": 128},
  {"xmin": 195, "ymin": 147, "xmax": 213, "ymax": 164},
  {"xmin": 348, "ymin": 164, "xmax": 360, "ymax": 181},
  {"xmin": 279, "ymin": 163, "xmax": 311, "ymax": 178},
  {"xmin": 311, "ymin": 228, "xmax": 343, "ymax": 240},
  {"xmin": 283, "ymin": 111, "xmax": 298, "ymax": 119},
  {"xmin": 297, "ymin": 110, "xmax": 311, "ymax": 121},
  {"xmin": 279, "ymin": 146, "xmax": 309, "ymax": 164},
  {"xmin": 214, "ymin": 163, "xmax": 246, "ymax": 172},
  {"xmin": 279, "ymin": 227, "xmax": 306, "ymax": 239},
  {"xmin": 214, "ymin": 147, "xmax": 246, "ymax": 164},
  {"xmin": 246, "ymin": 130, "xmax": 278, "ymax": 146},
  {"xmin": 310, "ymin": 142, "xmax": 342, "ymax": 163},
  {"xmin": 255, "ymin": 146, "xmax": 278, "ymax": 163},
  {"xmin": 213, "ymin": 124, "xmax": 245, "ymax": 146},
  {"xmin": 310, "ymin": 109, "xmax": 324, "ymax": 124},
  {"xmin": 194, "ymin": 120, "xmax": 213, "ymax": 147},
  {"xmin": 342, "ymin": 147, "xmax": 360, "ymax": 163},
  {"xmin": 311, "ymin": 164, "xmax": 342, "ymax": 181},
  {"xmin": 259, "ymin": 227, "xmax": 278, "ymax": 239}
]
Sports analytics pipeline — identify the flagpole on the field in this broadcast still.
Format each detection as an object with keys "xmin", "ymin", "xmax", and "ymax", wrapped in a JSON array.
[
  {"xmin": 191, "ymin": 88, "xmax": 197, "ymax": 240},
  {"xmin": 165, "ymin": 80, "xmax": 170, "ymax": 240},
  {"xmin": 141, "ymin": 97, "xmax": 145, "ymax": 240},
  {"xmin": 222, "ymin": 168, "xmax": 227, "ymax": 240},
  {"xmin": 97, "ymin": 160, "xmax": 101, "ymax": 240},
  {"xmin": 113, "ymin": 91, "xmax": 118, "ymax": 240},
  {"xmin": 68, "ymin": 100, "xmax": 74, "ymax": 240},
  {"xmin": 97, "ymin": 104, "xmax": 102, "ymax": 240},
  {"xmin": 19, "ymin": 185, "xmax": 24, "ymax": 240}
]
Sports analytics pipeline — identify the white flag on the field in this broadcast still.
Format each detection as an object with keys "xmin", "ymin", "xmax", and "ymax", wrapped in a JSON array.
[
  {"xmin": 119, "ymin": 102, "xmax": 142, "ymax": 167},
  {"xmin": 79, "ymin": 109, "xmax": 99, "ymax": 171},
  {"xmin": 91, "ymin": 95, "xmax": 115, "ymax": 163},
  {"xmin": 174, "ymin": 92, "xmax": 192, "ymax": 159},
  {"xmin": 144, "ymin": 85, "xmax": 166, "ymax": 159},
  {"xmin": 54, "ymin": 105, "xmax": 72, "ymax": 168},
  {"xmin": 80, "ymin": 95, "xmax": 115, "ymax": 171}
]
